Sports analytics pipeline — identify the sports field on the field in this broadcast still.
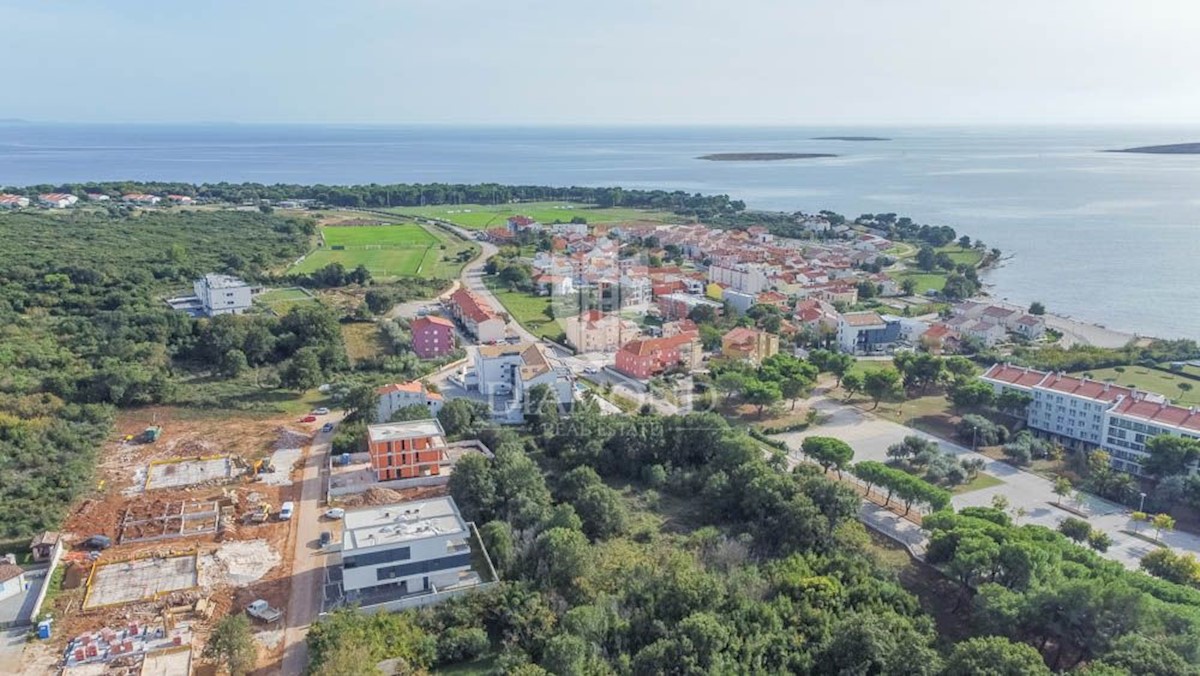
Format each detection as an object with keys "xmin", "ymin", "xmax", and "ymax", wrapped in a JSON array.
[
  {"xmin": 256, "ymin": 287, "xmax": 318, "ymax": 314},
  {"xmin": 396, "ymin": 202, "xmax": 680, "ymax": 230},
  {"xmin": 290, "ymin": 224, "xmax": 444, "ymax": 278}
]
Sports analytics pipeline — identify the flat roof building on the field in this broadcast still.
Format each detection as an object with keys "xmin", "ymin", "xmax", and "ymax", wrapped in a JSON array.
[
  {"xmin": 366, "ymin": 419, "xmax": 447, "ymax": 481},
  {"xmin": 338, "ymin": 496, "xmax": 493, "ymax": 610}
]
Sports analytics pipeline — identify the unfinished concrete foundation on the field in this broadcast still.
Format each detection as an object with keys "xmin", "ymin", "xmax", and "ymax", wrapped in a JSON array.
[
  {"xmin": 118, "ymin": 501, "xmax": 220, "ymax": 544},
  {"xmin": 145, "ymin": 456, "xmax": 233, "ymax": 490},
  {"xmin": 84, "ymin": 554, "xmax": 199, "ymax": 609}
]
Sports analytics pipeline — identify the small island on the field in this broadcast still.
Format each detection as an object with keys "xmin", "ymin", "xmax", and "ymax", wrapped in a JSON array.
[
  {"xmin": 698, "ymin": 152, "xmax": 837, "ymax": 161},
  {"xmin": 812, "ymin": 136, "xmax": 890, "ymax": 141},
  {"xmin": 1106, "ymin": 142, "xmax": 1200, "ymax": 154}
]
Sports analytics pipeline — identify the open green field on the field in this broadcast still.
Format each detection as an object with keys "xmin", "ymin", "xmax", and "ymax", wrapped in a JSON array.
[
  {"xmin": 290, "ymin": 223, "xmax": 478, "ymax": 279},
  {"xmin": 1071, "ymin": 365, "xmax": 1200, "ymax": 406},
  {"xmin": 484, "ymin": 278, "xmax": 563, "ymax": 340},
  {"xmin": 935, "ymin": 244, "xmax": 984, "ymax": 267},
  {"xmin": 894, "ymin": 271, "xmax": 947, "ymax": 294},
  {"xmin": 255, "ymin": 287, "xmax": 318, "ymax": 314},
  {"xmin": 395, "ymin": 202, "xmax": 681, "ymax": 230}
]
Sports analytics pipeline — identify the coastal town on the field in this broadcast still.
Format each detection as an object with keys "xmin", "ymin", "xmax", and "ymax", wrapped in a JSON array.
[{"xmin": 2, "ymin": 188, "xmax": 1199, "ymax": 676}]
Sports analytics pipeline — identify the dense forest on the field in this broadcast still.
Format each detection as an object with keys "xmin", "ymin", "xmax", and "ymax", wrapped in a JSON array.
[
  {"xmin": 305, "ymin": 399, "xmax": 1200, "ymax": 675},
  {"xmin": 0, "ymin": 210, "xmax": 343, "ymax": 537},
  {"xmin": 3, "ymin": 181, "xmax": 745, "ymax": 219}
]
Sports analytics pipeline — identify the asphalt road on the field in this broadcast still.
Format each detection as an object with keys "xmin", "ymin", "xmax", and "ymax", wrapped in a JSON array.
[{"xmin": 281, "ymin": 414, "xmax": 340, "ymax": 675}]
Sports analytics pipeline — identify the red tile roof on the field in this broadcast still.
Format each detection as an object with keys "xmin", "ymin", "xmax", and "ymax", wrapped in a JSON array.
[
  {"xmin": 448, "ymin": 288, "xmax": 498, "ymax": 324},
  {"xmin": 412, "ymin": 315, "xmax": 455, "ymax": 330},
  {"xmin": 1112, "ymin": 396, "xmax": 1200, "ymax": 432}
]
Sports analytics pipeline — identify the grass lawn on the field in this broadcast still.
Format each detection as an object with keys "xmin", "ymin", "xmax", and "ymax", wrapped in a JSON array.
[
  {"xmin": 953, "ymin": 472, "xmax": 1004, "ymax": 494},
  {"xmin": 396, "ymin": 202, "xmax": 681, "ymax": 230},
  {"xmin": 894, "ymin": 271, "xmax": 948, "ymax": 294},
  {"xmin": 255, "ymin": 287, "xmax": 318, "ymax": 314},
  {"xmin": 291, "ymin": 223, "xmax": 453, "ymax": 279},
  {"xmin": 484, "ymin": 278, "xmax": 563, "ymax": 340},
  {"xmin": 1071, "ymin": 365, "xmax": 1200, "ymax": 406},
  {"xmin": 341, "ymin": 322, "xmax": 390, "ymax": 364},
  {"xmin": 935, "ymin": 244, "xmax": 984, "ymax": 267}
]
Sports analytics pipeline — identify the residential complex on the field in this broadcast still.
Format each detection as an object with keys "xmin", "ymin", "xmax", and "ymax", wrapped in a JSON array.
[
  {"xmin": 337, "ymin": 496, "xmax": 493, "ymax": 609},
  {"xmin": 365, "ymin": 419, "xmax": 448, "ymax": 481},
  {"xmin": 0, "ymin": 194, "xmax": 30, "ymax": 208},
  {"xmin": 375, "ymin": 381, "xmax": 444, "ymax": 423},
  {"xmin": 38, "ymin": 193, "xmax": 79, "ymax": 208},
  {"xmin": 410, "ymin": 315, "xmax": 457, "ymax": 358},
  {"xmin": 563, "ymin": 310, "xmax": 640, "ymax": 353},
  {"xmin": 981, "ymin": 363, "xmax": 1200, "ymax": 475},
  {"xmin": 445, "ymin": 288, "xmax": 506, "ymax": 344},
  {"xmin": 468, "ymin": 342, "xmax": 574, "ymax": 421}
]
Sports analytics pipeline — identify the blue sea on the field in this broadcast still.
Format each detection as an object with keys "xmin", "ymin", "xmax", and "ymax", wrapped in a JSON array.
[{"xmin": 1, "ymin": 123, "xmax": 1198, "ymax": 339}]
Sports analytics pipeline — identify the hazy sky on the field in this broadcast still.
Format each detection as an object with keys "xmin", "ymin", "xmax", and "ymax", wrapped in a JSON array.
[{"xmin": 4, "ymin": 0, "xmax": 1199, "ymax": 125}]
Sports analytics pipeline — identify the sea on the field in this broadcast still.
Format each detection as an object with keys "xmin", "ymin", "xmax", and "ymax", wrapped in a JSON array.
[{"xmin": 1, "ymin": 123, "xmax": 1198, "ymax": 340}]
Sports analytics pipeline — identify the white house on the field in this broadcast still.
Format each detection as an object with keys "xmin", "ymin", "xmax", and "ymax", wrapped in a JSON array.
[
  {"xmin": 0, "ymin": 563, "xmax": 26, "ymax": 603},
  {"xmin": 338, "ymin": 496, "xmax": 492, "ymax": 609},
  {"xmin": 375, "ymin": 381, "xmax": 444, "ymax": 423},
  {"xmin": 193, "ymin": 274, "xmax": 254, "ymax": 316},
  {"xmin": 707, "ymin": 262, "xmax": 772, "ymax": 294},
  {"xmin": 0, "ymin": 194, "xmax": 30, "ymax": 208},
  {"xmin": 38, "ymin": 193, "xmax": 78, "ymax": 209},
  {"xmin": 123, "ymin": 193, "xmax": 162, "ymax": 205}
]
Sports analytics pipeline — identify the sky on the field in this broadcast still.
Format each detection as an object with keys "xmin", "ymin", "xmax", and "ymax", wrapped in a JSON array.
[{"xmin": 3, "ymin": 0, "xmax": 1199, "ymax": 125}]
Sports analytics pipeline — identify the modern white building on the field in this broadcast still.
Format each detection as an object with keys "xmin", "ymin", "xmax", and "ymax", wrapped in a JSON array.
[
  {"xmin": 981, "ymin": 363, "xmax": 1200, "ymax": 475},
  {"xmin": 193, "ymin": 274, "xmax": 254, "ymax": 316},
  {"xmin": 836, "ymin": 311, "xmax": 901, "ymax": 354},
  {"xmin": 707, "ymin": 262, "xmax": 772, "ymax": 294},
  {"xmin": 338, "ymin": 496, "xmax": 492, "ymax": 609},
  {"xmin": 468, "ymin": 343, "xmax": 574, "ymax": 422}
]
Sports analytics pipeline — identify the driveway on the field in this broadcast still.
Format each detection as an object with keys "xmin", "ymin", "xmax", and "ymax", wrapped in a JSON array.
[{"xmin": 775, "ymin": 391, "xmax": 1200, "ymax": 570}]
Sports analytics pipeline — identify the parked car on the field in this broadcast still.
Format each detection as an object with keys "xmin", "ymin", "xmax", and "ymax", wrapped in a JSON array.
[
  {"xmin": 312, "ymin": 407, "xmax": 330, "ymax": 415},
  {"xmin": 584, "ymin": 366, "xmax": 599, "ymax": 374},
  {"xmin": 323, "ymin": 508, "xmax": 345, "ymax": 520},
  {"xmin": 321, "ymin": 422, "xmax": 335, "ymax": 433},
  {"xmin": 299, "ymin": 415, "xmax": 317, "ymax": 423},
  {"xmin": 246, "ymin": 599, "xmax": 283, "ymax": 623},
  {"xmin": 82, "ymin": 535, "xmax": 112, "ymax": 550},
  {"xmin": 319, "ymin": 531, "xmax": 332, "ymax": 548},
  {"xmin": 279, "ymin": 501, "xmax": 294, "ymax": 520}
]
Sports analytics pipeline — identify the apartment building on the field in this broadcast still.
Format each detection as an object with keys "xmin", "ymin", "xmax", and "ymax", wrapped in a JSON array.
[
  {"xmin": 365, "ymin": 419, "xmax": 448, "ymax": 481},
  {"xmin": 836, "ymin": 311, "xmax": 901, "ymax": 354},
  {"xmin": 445, "ymin": 288, "xmax": 506, "ymax": 344},
  {"xmin": 563, "ymin": 310, "xmax": 640, "ymax": 353},
  {"xmin": 707, "ymin": 262, "xmax": 772, "ymax": 294},
  {"xmin": 410, "ymin": 315, "xmax": 457, "ymax": 358},
  {"xmin": 193, "ymin": 274, "xmax": 253, "ymax": 316},
  {"xmin": 981, "ymin": 363, "xmax": 1200, "ymax": 475},
  {"xmin": 339, "ymin": 496, "xmax": 491, "ymax": 608},
  {"xmin": 615, "ymin": 333, "xmax": 701, "ymax": 380},
  {"xmin": 470, "ymin": 343, "xmax": 574, "ymax": 421}
]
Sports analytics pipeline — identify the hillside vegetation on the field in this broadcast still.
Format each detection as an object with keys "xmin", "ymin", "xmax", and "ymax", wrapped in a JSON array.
[{"xmin": 0, "ymin": 210, "xmax": 329, "ymax": 537}]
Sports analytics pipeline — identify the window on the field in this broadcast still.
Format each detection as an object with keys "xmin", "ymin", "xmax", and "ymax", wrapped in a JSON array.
[
  {"xmin": 374, "ymin": 553, "xmax": 472, "ymax": 582},
  {"xmin": 343, "ymin": 546, "xmax": 411, "ymax": 569}
]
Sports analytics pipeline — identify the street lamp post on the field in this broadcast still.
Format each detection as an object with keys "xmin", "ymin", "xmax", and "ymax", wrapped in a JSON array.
[{"xmin": 1139, "ymin": 492, "xmax": 1147, "ymax": 513}]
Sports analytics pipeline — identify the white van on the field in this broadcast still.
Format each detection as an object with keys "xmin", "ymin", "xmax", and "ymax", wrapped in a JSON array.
[{"xmin": 279, "ymin": 501, "xmax": 294, "ymax": 521}]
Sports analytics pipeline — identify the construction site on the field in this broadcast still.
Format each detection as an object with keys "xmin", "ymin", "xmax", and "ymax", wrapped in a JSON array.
[{"xmin": 17, "ymin": 406, "xmax": 319, "ymax": 675}]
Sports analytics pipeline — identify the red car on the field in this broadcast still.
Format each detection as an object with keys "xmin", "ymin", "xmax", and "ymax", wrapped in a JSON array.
[{"xmin": 299, "ymin": 415, "xmax": 317, "ymax": 423}]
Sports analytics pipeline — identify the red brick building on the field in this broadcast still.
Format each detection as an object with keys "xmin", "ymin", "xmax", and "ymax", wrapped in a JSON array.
[
  {"xmin": 410, "ymin": 315, "xmax": 456, "ymax": 358},
  {"xmin": 366, "ymin": 419, "xmax": 448, "ymax": 481}
]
